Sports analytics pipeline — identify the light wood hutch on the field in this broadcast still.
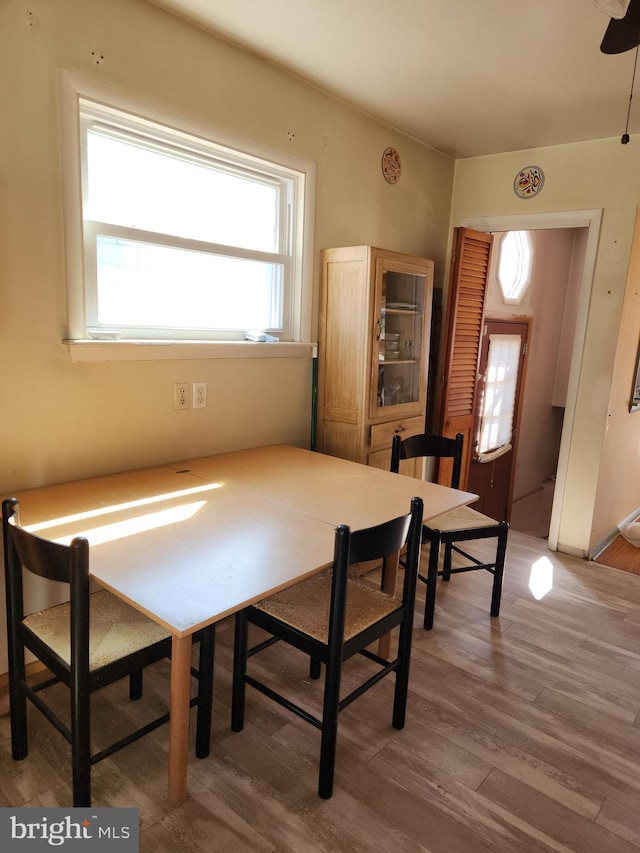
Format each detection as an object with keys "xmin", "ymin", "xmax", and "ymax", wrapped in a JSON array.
[{"xmin": 317, "ymin": 245, "xmax": 434, "ymax": 477}]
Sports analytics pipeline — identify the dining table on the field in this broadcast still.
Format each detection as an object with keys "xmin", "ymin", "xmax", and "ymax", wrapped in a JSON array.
[{"xmin": 7, "ymin": 444, "xmax": 476, "ymax": 806}]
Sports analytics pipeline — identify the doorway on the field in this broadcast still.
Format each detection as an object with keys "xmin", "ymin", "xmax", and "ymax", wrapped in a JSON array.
[{"xmin": 460, "ymin": 209, "xmax": 601, "ymax": 550}]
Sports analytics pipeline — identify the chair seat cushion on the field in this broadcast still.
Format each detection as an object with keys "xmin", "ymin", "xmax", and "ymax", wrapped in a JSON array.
[
  {"xmin": 22, "ymin": 589, "xmax": 170, "ymax": 670},
  {"xmin": 254, "ymin": 572, "xmax": 399, "ymax": 643},
  {"xmin": 425, "ymin": 504, "xmax": 500, "ymax": 533}
]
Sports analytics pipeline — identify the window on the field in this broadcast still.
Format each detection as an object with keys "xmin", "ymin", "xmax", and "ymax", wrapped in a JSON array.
[
  {"xmin": 61, "ymin": 73, "xmax": 315, "ymax": 345},
  {"xmin": 476, "ymin": 334, "xmax": 521, "ymax": 457},
  {"xmin": 497, "ymin": 231, "xmax": 532, "ymax": 304}
]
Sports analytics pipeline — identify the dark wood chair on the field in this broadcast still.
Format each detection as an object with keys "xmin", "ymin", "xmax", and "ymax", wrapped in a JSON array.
[
  {"xmin": 231, "ymin": 496, "xmax": 424, "ymax": 799},
  {"xmin": 391, "ymin": 433, "xmax": 508, "ymax": 629},
  {"xmin": 2, "ymin": 496, "xmax": 215, "ymax": 807}
]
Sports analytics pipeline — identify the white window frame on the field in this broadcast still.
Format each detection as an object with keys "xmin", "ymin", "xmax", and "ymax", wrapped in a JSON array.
[{"xmin": 60, "ymin": 71, "xmax": 316, "ymax": 359}]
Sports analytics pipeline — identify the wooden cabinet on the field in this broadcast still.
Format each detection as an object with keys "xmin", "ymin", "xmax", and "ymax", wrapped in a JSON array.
[{"xmin": 317, "ymin": 245, "xmax": 434, "ymax": 478}]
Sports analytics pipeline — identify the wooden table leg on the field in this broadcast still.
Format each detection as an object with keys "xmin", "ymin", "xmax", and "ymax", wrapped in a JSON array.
[
  {"xmin": 168, "ymin": 634, "xmax": 192, "ymax": 807},
  {"xmin": 378, "ymin": 551, "xmax": 399, "ymax": 658}
]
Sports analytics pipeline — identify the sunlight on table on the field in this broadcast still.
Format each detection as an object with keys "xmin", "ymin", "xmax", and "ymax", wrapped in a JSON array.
[
  {"xmin": 52, "ymin": 500, "xmax": 207, "ymax": 546},
  {"xmin": 24, "ymin": 482, "xmax": 223, "ymax": 534}
]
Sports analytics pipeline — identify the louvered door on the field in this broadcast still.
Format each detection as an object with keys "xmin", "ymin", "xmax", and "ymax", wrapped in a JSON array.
[{"xmin": 437, "ymin": 227, "xmax": 493, "ymax": 488}]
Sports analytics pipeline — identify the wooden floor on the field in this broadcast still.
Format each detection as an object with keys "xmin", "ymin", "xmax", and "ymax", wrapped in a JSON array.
[
  {"xmin": 3, "ymin": 529, "xmax": 640, "ymax": 852},
  {"xmin": 596, "ymin": 534, "xmax": 640, "ymax": 575}
]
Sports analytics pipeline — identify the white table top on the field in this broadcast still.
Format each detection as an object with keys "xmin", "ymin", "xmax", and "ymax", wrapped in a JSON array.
[
  {"xmin": 169, "ymin": 444, "xmax": 476, "ymax": 530},
  {"xmin": 9, "ymin": 444, "xmax": 477, "ymax": 807},
  {"xmin": 13, "ymin": 445, "xmax": 476, "ymax": 638}
]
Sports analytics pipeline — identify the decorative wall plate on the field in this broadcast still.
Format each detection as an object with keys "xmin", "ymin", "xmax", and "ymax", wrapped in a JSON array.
[
  {"xmin": 513, "ymin": 165, "xmax": 545, "ymax": 199},
  {"xmin": 382, "ymin": 147, "xmax": 401, "ymax": 183}
]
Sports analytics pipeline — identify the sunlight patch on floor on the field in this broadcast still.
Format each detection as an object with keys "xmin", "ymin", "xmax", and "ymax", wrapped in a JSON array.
[{"xmin": 529, "ymin": 556, "xmax": 554, "ymax": 600}]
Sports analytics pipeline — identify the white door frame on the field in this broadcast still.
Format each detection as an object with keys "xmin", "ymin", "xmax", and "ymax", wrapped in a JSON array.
[{"xmin": 459, "ymin": 209, "xmax": 602, "ymax": 551}]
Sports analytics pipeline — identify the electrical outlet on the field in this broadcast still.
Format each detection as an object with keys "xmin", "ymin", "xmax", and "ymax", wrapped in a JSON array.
[
  {"xmin": 174, "ymin": 382, "xmax": 189, "ymax": 410},
  {"xmin": 193, "ymin": 382, "xmax": 207, "ymax": 409}
]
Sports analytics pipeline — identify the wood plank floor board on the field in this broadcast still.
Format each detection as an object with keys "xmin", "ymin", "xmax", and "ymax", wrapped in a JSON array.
[
  {"xmin": 368, "ymin": 717, "xmax": 494, "ymax": 790},
  {"xmin": 596, "ymin": 793, "xmax": 640, "ymax": 847},
  {"xmin": 595, "ymin": 535, "xmax": 640, "ymax": 575},
  {"xmin": 336, "ymin": 750, "xmax": 501, "ymax": 853},
  {"xmin": 423, "ymin": 665, "xmax": 640, "ymax": 807},
  {"xmin": 506, "ymin": 619, "xmax": 640, "ymax": 689},
  {"xmin": 400, "ymin": 678, "xmax": 610, "ymax": 820},
  {"xmin": 478, "ymin": 768, "xmax": 640, "ymax": 853},
  {"xmin": 413, "ymin": 621, "xmax": 549, "ymax": 702},
  {"xmin": 426, "ymin": 614, "xmax": 640, "ymax": 723},
  {"xmin": 192, "ymin": 717, "xmax": 434, "ymax": 853},
  {"xmin": 413, "ymin": 640, "xmax": 544, "ymax": 705},
  {"xmin": 533, "ymin": 687, "xmax": 640, "ymax": 776},
  {"xmin": 376, "ymin": 747, "xmax": 608, "ymax": 853},
  {"xmin": 3, "ymin": 529, "xmax": 640, "ymax": 850},
  {"xmin": 500, "ymin": 594, "xmax": 640, "ymax": 662},
  {"xmin": 504, "ymin": 593, "xmax": 640, "ymax": 649}
]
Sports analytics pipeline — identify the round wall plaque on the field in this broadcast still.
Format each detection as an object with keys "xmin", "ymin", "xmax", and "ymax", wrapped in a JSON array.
[
  {"xmin": 513, "ymin": 165, "xmax": 545, "ymax": 199},
  {"xmin": 382, "ymin": 147, "xmax": 401, "ymax": 184}
]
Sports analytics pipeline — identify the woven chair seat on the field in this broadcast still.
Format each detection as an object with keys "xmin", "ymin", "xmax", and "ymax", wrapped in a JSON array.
[
  {"xmin": 390, "ymin": 433, "xmax": 508, "ymax": 630},
  {"xmin": 23, "ymin": 589, "xmax": 170, "ymax": 671},
  {"xmin": 255, "ymin": 571, "xmax": 399, "ymax": 643},
  {"xmin": 3, "ymin": 495, "xmax": 215, "ymax": 807},
  {"xmin": 425, "ymin": 504, "xmax": 500, "ymax": 534},
  {"xmin": 233, "ymin": 498, "xmax": 423, "ymax": 799}
]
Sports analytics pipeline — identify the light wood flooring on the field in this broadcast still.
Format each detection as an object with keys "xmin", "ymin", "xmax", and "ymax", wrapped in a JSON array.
[{"xmin": 2, "ymin": 530, "xmax": 640, "ymax": 852}]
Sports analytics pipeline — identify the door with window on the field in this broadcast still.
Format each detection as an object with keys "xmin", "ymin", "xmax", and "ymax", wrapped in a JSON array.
[{"xmin": 466, "ymin": 319, "xmax": 530, "ymax": 521}]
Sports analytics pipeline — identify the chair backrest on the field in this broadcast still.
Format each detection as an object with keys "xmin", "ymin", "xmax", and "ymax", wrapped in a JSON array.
[
  {"xmin": 390, "ymin": 433, "xmax": 464, "ymax": 489},
  {"xmin": 327, "ymin": 497, "xmax": 424, "ymax": 648},
  {"xmin": 2, "ymin": 498, "xmax": 91, "ymax": 659}
]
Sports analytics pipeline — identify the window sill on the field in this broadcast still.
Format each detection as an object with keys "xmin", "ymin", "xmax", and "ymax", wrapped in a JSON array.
[{"xmin": 64, "ymin": 340, "xmax": 317, "ymax": 363}]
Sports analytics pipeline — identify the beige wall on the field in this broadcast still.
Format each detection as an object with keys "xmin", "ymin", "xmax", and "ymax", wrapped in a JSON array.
[
  {"xmin": 592, "ymin": 209, "xmax": 640, "ymax": 546},
  {"xmin": 0, "ymin": 0, "xmax": 454, "ymax": 672},
  {"xmin": 0, "ymin": 0, "xmax": 454, "ymax": 497},
  {"xmin": 450, "ymin": 142, "xmax": 640, "ymax": 555}
]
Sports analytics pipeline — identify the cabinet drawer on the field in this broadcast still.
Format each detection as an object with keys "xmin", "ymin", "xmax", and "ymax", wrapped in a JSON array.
[
  {"xmin": 368, "ymin": 448, "xmax": 422, "ymax": 478},
  {"xmin": 369, "ymin": 417, "xmax": 424, "ymax": 450}
]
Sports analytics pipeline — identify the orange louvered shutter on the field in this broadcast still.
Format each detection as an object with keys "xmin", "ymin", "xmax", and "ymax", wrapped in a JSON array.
[{"xmin": 437, "ymin": 227, "xmax": 493, "ymax": 488}]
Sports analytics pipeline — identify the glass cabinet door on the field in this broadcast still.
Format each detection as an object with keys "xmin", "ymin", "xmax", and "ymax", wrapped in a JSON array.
[{"xmin": 372, "ymin": 264, "xmax": 428, "ymax": 418}]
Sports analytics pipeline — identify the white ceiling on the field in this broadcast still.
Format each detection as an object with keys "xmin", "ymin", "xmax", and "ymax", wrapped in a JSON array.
[{"xmin": 148, "ymin": 0, "xmax": 640, "ymax": 159}]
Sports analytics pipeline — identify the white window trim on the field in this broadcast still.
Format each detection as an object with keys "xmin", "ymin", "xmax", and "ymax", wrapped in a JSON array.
[
  {"xmin": 64, "ymin": 339, "xmax": 316, "ymax": 363},
  {"xmin": 59, "ymin": 69, "xmax": 316, "ymax": 360}
]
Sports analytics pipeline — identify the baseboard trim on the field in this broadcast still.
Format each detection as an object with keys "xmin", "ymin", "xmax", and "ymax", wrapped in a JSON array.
[
  {"xmin": 558, "ymin": 543, "xmax": 589, "ymax": 559},
  {"xmin": 590, "ymin": 530, "xmax": 619, "ymax": 562},
  {"xmin": 589, "ymin": 505, "xmax": 640, "ymax": 561}
]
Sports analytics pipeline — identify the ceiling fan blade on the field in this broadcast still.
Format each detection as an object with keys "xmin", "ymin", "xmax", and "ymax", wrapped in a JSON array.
[{"xmin": 601, "ymin": 0, "xmax": 640, "ymax": 53}]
